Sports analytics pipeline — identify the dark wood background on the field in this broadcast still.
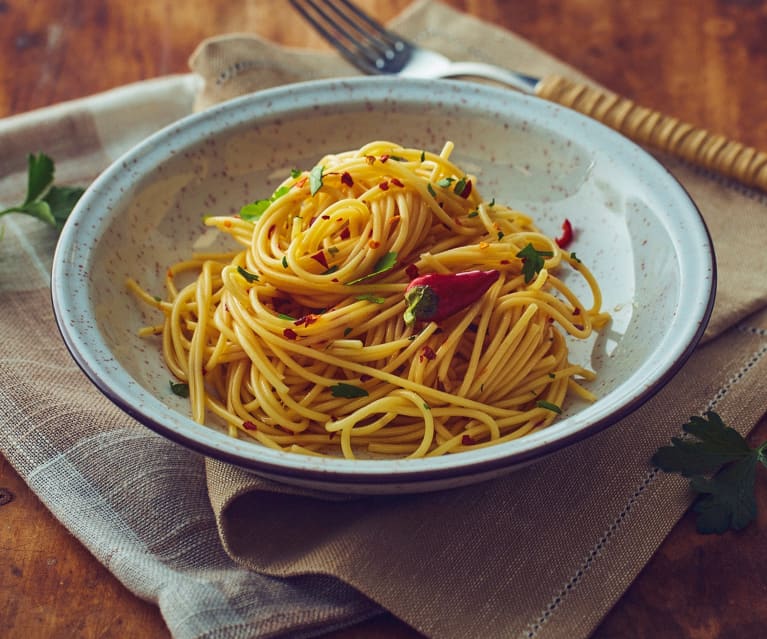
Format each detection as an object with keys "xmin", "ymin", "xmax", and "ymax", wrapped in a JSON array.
[{"xmin": 1, "ymin": 1, "xmax": 766, "ymax": 637}]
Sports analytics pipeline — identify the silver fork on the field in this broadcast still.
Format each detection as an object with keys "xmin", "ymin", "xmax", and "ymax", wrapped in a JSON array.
[
  {"xmin": 289, "ymin": 0, "xmax": 539, "ymax": 94},
  {"xmin": 289, "ymin": 0, "xmax": 767, "ymax": 193}
]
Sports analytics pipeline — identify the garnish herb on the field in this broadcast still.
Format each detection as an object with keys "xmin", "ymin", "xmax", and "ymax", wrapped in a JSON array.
[
  {"xmin": 536, "ymin": 400, "xmax": 562, "ymax": 414},
  {"xmin": 278, "ymin": 313, "xmax": 296, "ymax": 321},
  {"xmin": 0, "ymin": 153, "xmax": 84, "ymax": 231},
  {"xmin": 652, "ymin": 411, "xmax": 767, "ymax": 534},
  {"xmin": 240, "ymin": 184, "xmax": 291, "ymax": 222},
  {"xmin": 570, "ymin": 252, "xmax": 582, "ymax": 263},
  {"xmin": 437, "ymin": 177, "xmax": 454, "ymax": 188},
  {"xmin": 330, "ymin": 382, "xmax": 369, "ymax": 398},
  {"xmin": 427, "ymin": 183, "xmax": 437, "ymax": 197},
  {"xmin": 343, "ymin": 327, "xmax": 353, "ymax": 336},
  {"xmin": 282, "ymin": 256, "xmax": 288, "ymax": 268},
  {"xmin": 310, "ymin": 165, "xmax": 324, "ymax": 195},
  {"xmin": 516, "ymin": 243, "xmax": 554, "ymax": 283},
  {"xmin": 236, "ymin": 266, "xmax": 259, "ymax": 283},
  {"xmin": 169, "ymin": 380, "xmax": 190, "ymax": 398},
  {"xmin": 356, "ymin": 294, "xmax": 385, "ymax": 304},
  {"xmin": 290, "ymin": 168, "xmax": 302, "ymax": 178},
  {"xmin": 345, "ymin": 251, "xmax": 398, "ymax": 285},
  {"xmin": 403, "ymin": 269, "xmax": 500, "ymax": 325}
]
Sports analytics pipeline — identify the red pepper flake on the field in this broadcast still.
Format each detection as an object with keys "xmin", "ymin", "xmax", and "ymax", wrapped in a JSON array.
[
  {"xmin": 295, "ymin": 176, "xmax": 308, "ymax": 188},
  {"xmin": 380, "ymin": 154, "xmax": 390, "ymax": 163},
  {"xmin": 341, "ymin": 171, "xmax": 354, "ymax": 187},
  {"xmin": 243, "ymin": 421, "xmax": 258, "ymax": 431},
  {"xmin": 223, "ymin": 219, "xmax": 232, "ymax": 228},
  {"xmin": 573, "ymin": 307, "xmax": 581, "ymax": 316},
  {"xmin": 166, "ymin": 269, "xmax": 174, "ymax": 278},
  {"xmin": 365, "ymin": 155, "xmax": 376, "ymax": 165},
  {"xmin": 369, "ymin": 240, "xmax": 381, "ymax": 249},
  {"xmin": 420, "ymin": 346, "xmax": 437, "ymax": 362},
  {"xmin": 283, "ymin": 328, "xmax": 298, "ymax": 340},
  {"xmin": 340, "ymin": 227, "xmax": 351, "ymax": 240},
  {"xmin": 573, "ymin": 323, "xmax": 584, "ymax": 331},
  {"xmin": 379, "ymin": 181, "xmax": 389, "ymax": 191},
  {"xmin": 461, "ymin": 435, "xmax": 475, "ymax": 446},
  {"xmin": 294, "ymin": 314, "xmax": 319, "ymax": 327},
  {"xmin": 310, "ymin": 250, "xmax": 328, "ymax": 269},
  {"xmin": 405, "ymin": 263, "xmax": 420, "ymax": 280},
  {"xmin": 360, "ymin": 374, "xmax": 373, "ymax": 382},
  {"xmin": 460, "ymin": 179, "xmax": 473, "ymax": 198},
  {"xmin": 331, "ymin": 277, "xmax": 339, "ymax": 282},
  {"xmin": 500, "ymin": 259, "xmax": 510, "ymax": 264},
  {"xmin": 555, "ymin": 218, "xmax": 574, "ymax": 248},
  {"xmin": 321, "ymin": 215, "xmax": 330, "ymax": 220},
  {"xmin": 390, "ymin": 177, "xmax": 404, "ymax": 187}
]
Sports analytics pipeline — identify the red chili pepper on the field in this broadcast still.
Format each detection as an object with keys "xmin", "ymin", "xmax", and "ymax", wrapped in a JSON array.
[
  {"xmin": 555, "ymin": 218, "xmax": 574, "ymax": 248},
  {"xmin": 403, "ymin": 269, "xmax": 499, "ymax": 325}
]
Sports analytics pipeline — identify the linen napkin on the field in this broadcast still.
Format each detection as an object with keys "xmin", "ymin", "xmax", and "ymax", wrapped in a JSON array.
[{"xmin": 0, "ymin": 3, "xmax": 764, "ymax": 639}]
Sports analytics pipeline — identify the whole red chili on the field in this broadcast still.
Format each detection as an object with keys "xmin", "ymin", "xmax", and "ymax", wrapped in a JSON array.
[{"xmin": 403, "ymin": 269, "xmax": 500, "ymax": 325}]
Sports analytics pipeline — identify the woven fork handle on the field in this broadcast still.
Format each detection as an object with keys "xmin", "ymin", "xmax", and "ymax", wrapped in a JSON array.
[{"xmin": 536, "ymin": 74, "xmax": 767, "ymax": 192}]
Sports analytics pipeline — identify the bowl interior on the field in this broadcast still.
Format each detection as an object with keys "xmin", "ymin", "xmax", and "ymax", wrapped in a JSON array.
[{"xmin": 52, "ymin": 78, "xmax": 714, "ymax": 493}]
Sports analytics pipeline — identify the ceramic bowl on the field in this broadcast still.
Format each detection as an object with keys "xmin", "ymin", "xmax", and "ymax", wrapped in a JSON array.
[{"xmin": 51, "ymin": 77, "xmax": 715, "ymax": 494}]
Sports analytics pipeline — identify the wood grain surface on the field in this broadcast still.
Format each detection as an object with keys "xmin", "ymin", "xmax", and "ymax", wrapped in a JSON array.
[{"xmin": 1, "ymin": 1, "xmax": 766, "ymax": 638}]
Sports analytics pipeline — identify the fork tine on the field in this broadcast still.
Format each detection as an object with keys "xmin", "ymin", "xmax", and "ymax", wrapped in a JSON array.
[{"xmin": 290, "ymin": 0, "xmax": 411, "ymax": 74}]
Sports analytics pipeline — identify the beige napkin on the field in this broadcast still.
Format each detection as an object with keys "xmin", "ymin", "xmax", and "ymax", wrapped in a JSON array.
[{"xmin": 187, "ymin": 1, "xmax": 767, "ymax": 638}]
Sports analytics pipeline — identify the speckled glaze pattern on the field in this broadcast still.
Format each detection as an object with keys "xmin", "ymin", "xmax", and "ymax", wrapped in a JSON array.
[{"xmin": 51, "ymin": 78, "xmax": 715, "ymax": 494}]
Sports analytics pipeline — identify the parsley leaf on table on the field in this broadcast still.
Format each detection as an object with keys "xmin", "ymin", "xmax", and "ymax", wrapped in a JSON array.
[
  {"xmin": 652, "ymin": 411, "xmax": 767, "ymax": 534},
  {"xmin": 0, "ymin": 153, "xmax": 85, "ymax": 231}
]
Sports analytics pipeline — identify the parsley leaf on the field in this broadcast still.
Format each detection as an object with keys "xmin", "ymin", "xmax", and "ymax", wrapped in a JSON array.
[
  {"xmin": 236, "ymin": 266, "xmax": 259, "ymax": 283},
  {"xmin": 652, "ymin": 412, "xmax": 767, "ymax": 534},
  {"xmin": 310, "ymin": 165, "xmax": 324, "ymax": 195},
  {"xmin": 0, "ymin": 153, "xmax": 84, "ymax": 231},
  {"xmin": 355, "ymin": 294, "xmax": 385, "ymax": 304},
  {"xmin": 516, "ymin": 243, "xmax": 553, "ymax": 283},
  {"xmin": 330, "ymin": 382, "xmax": 369, "ymax": 398},
  {"xmin": 169, "ymin": 380, "xmax": 190, "ymax": 398},
  {"xmin": 345, "ymin": 251, "xmax": 397, "ymax": 285},
  {"xmin": 239, "ymin": 184, "xmax": 291, "ymax": 222},
  {"xmin": 536, "ymin": 400, "xmax": 562, "ymax": 414}
]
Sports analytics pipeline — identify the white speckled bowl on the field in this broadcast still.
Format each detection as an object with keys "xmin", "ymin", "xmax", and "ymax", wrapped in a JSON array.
[{"xmin": 51, "ymin": 77, "xmax": 715, "ymax": 494}]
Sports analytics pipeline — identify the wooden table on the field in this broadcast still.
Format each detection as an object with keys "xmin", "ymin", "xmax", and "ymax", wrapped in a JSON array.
[{"xmin": 2, "ymin": 1, "xmax": 766, "ymax": 637}]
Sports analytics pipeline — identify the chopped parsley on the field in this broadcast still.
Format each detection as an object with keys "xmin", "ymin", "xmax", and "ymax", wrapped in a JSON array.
[
  {"xmin": 236, "ymin": 266, "xmax": 259, "ymax": 283},
  {"xmin": 536, "ymin": 400, "xmax": 562, "ymax": 414},
  {"xmin": 330, "ymin": 382, "xmax": 369, "ymax": 398},
  {"xmin": 169, "ymin": 380, "xmax": 189, "ymax": 398},
  {"xmin": 345, "ymin": 251, "xmax": 398, "ymax": 285},
  {"xmin": 355, "ymin": 294, "xmax": 385, "ymax": 304},
  {"xmin": 516, "ymin": 243, "xmax": 554, "ymax": 283},
  {"xmin": 309, "ymin": 164, "xmax": 324, "ymax": 195}
]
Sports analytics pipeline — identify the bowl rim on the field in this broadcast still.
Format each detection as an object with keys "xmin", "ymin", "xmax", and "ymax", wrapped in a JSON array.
[{"xmin": 51, "ymin": 76, "xmax": 716, "ymax": 489}]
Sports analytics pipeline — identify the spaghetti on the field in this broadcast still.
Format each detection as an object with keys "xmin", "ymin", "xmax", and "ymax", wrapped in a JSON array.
[{"xmin": 127, "ymin": 141, "xmax": 610, "ymax": 459}]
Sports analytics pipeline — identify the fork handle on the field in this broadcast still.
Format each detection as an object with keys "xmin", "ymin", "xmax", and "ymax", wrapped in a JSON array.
[{"xmin": 536, "ymin": 73, "xmax": 767, "ymax": 192}]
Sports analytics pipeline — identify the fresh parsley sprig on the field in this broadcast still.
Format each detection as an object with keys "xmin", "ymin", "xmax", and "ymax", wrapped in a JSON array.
[
  {"xmin": 0, "ymin": 153, "xmax": 84, "ymax": 231},
  {"xmin": 652, "ymin": 411, "xmax": 767, "ymax": 534}
]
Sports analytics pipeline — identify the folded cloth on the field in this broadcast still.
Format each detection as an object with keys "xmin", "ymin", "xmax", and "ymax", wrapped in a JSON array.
[{"xmin": 0, "ymin": 2, "xmax": 765, "ymax": 639}]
